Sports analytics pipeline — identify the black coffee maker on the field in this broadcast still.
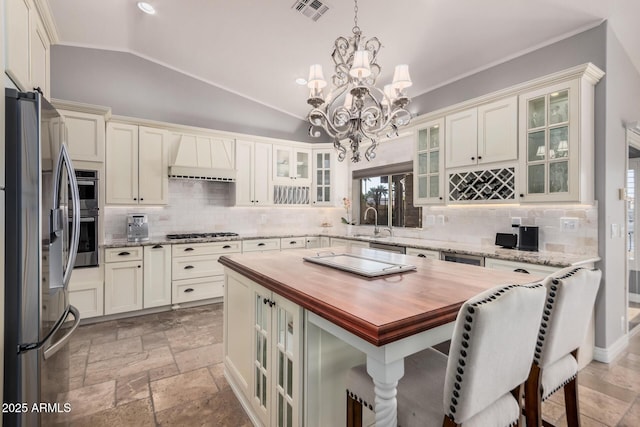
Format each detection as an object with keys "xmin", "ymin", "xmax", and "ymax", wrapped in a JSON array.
[{"xmin": 518, "ymin": 226, "xmax": 539, "ymax": 251}]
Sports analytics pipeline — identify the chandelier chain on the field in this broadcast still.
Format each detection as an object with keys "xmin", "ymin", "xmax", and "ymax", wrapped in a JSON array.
[{"xmin": 352, "ymin": 0, "xmax": 360, "ymax": 34}]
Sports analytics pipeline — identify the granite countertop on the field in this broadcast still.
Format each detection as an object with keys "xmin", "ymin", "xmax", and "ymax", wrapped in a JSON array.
[{"xmin": 103, "ymin": 233, "xmax": 599, "ymax": 268}]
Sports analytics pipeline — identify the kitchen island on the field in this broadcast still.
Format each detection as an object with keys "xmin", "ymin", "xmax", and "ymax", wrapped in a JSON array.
[{"xmin": 220, "ymin": 247, "xmax": 546, "ymax": 427}]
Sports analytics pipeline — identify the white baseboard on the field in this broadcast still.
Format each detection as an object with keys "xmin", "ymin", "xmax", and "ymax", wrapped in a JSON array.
[
  {"xmin": 629, "ymin": 292, "xmax": 640, "ymax": 303},
  {"xmin": 593, "ymin": 334, "xmax": 629, "ymax": 363}
]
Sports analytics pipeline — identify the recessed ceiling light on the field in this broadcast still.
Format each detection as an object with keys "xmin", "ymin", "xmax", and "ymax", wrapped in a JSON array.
[
  {"xmin": 137, "ymin": 2, "xmax": 156, "ymax": 15},
  {"xmin": 295, "ymin": 78, "xmax": 308, "ymax": 86}
]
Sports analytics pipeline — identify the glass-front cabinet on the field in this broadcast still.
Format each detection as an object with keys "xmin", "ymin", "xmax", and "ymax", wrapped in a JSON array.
[
  {"xmin": 519, "ymin": 79, "xmax": 582, "ymax": 202},
  {"xmin": 414, "ymin": 118, "xmax": 445, "ymax": 204},
  {"xmin": 312, "ymin": 150, "xmax": 332, "ymax": 205},
  {"xmin": 274, "ymin": 145, "xmax": 311, "ymax": 185}
]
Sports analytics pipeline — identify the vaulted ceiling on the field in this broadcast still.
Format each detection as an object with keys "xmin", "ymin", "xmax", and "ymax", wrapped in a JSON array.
[{"xmin": 48, "ymin": 0, "xmax": 640, "ymax": 120}]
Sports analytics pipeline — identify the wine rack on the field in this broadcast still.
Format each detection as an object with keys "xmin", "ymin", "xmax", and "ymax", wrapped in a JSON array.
[{"xmin": 448, "ymin": 167, "xmax": 516, "ymax": 202}]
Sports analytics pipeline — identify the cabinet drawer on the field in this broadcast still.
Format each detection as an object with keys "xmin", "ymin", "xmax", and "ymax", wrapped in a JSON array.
[
  {"xmin": 172, "ymin": 277, "xmax": 224, "ymax": 304},
  {"xmin": 172, "ymin": 254, "xmax": 223, "ymax": 280},
  {"xmin": 105, "ymin": 246, "xmax": 143, "ymax": 263},
  {"xmin": 242, "ymin": 239, "xmax": 281, "ymax": 252},
  {"xmin": 484, "ymin": 257, "xmax": 558, "ymax": 276},
  {"xmin": 172, "ymin": 241, "xmax": 242, "ymax": 257},
  {"xmin": 280, "ymin": 237, "xmax": 306, "ymax": 250},
  {"xmin": 406, "ymin": 248, "xmax": 440, "ymax": 260}
]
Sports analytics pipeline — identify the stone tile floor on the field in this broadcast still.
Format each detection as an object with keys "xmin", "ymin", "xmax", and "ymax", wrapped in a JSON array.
[{"xmin": 53, "ymin": 303, "xmax": 640, "ymax": 426}]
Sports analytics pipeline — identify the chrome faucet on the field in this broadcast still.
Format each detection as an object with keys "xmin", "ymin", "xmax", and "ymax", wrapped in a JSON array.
[
  {"xmin": 364, "ymin": 207, "xmax": 380, "ymax": 236},
  {"xmin": 383, "ymin": 227, "xmax": 393, "ymax": 237}
]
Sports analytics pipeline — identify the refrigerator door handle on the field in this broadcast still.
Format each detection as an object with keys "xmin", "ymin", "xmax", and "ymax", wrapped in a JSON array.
[
  {"xmin": 43, "ymin": 305, "xmax": 80, "ymax": 360},
  {"xmin": 52, "ymin": 144, "xmax": 81, "ymax": 289}
]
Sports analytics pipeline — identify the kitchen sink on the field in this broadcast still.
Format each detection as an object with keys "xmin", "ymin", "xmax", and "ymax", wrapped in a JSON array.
[{"xmin": 352, "ymin": 234, "xmax": 389, "ymax": 239}]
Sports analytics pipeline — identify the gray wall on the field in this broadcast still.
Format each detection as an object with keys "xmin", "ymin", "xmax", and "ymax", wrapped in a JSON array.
[
  {"xmin": 50, "ymin": 45, "xmax": 321, "ymax": 142},
  {"xmin": 598, "ymin": 24, "xmax": 640, "ymax": 348}
]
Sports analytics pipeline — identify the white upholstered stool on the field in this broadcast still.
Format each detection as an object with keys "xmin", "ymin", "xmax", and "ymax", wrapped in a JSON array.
[
  {"xmin": 346, "ymin": 282, "xmax": 547, "ymax": 427},
  {"xmin": 524, "ymin": 267, "xmax": 602, "ymax": 427}
]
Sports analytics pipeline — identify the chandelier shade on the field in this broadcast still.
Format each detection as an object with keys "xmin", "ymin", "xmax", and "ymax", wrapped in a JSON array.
[{"xmin": 305, "ymin": 0, "xmax": 412, "ymax": 162}]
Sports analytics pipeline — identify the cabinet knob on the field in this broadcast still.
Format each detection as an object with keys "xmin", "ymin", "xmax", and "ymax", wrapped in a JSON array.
[
  {"xmin": 519, "ymin": 194, "xmax": 525, "ymax": 198},
  {"xmin": 137, "ymin": 265, "xmax": 141, "ymax": 268},
  {"xmin": 439, "ymin": 197, "xmax": 443, "ymax": 200},
  {"xmin": 140, "ymin": 198, "xmax": 144, "ymax": 201},
  {"xmin": 478, "ymin": 156, "xmax": 482, "ymax": 160},
  {"xmin": 133, "ymin": 198, "xmax": 137, "ymax": 201},
  {"xmin": 471, "ymin": 157, "xmax": 475, "ymax": 161},
  {"xmin": 263, "ymin": 297, "xmax": 269, "ymax": 305}
]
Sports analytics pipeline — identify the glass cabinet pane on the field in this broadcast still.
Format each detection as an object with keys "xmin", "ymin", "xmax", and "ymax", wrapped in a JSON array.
[
  {"xmin": 528, "ymin": 164, "xmax": 545, "ymax": 194},
  {"xmin": 418, "ymin": 153, "xmax": 428, "ymax": 174},
  {"xmin": 549, "ymin": 161, "xmax": 569, "ymax": 193},
  {"xmin": 549, "ymin": 90, "xmax": 569, "ymax": 125},
  {"xmin": 429, "ymin": 151, "xmax": 439, "ymax": 173},
  {"xmin": 528, "ymin": 96, "xmax": 546, "ymax": 129},
  {"xmin": 418, "ymin": 129, "xmax": 428, "ymax": 151},
  {"xmin": 324, "ymin": 187, "xmax": 330, "ymax": 201},
  {"xmin": 276, "ymin": 149, "xmax": 290, "ymax": 178},
  {"xmin": 418, "ymin": 177, "xmax": 428, "ymax": 198},
  {"xmin": 296, "ymin": 151, "xmax": 309, "ymax": 179},
  {"xmin": 429, "ymin": 176, "xmax": 439, "ymax": 198},
  {"xmin": 549, "ymin": 126, "xmax": 569, "ymax": 159},
  {"xmin": 430, "ymin": 126, "xmax": 440, "ymax": 149},
  {"xmin": 528, "ymin": 131, "xmax": 545, "ymax": 162}
]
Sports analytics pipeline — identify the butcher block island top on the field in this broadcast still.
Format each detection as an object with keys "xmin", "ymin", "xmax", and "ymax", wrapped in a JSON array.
[{"xmin": 219, "ymin": 247, "xmax": 541, "ymax": 346}]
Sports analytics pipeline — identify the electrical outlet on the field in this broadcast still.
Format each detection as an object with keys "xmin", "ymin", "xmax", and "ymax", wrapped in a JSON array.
[
  {"xmin": 425, "ymin": 215, "xmax": 435, "ymax": 226},
  {"xmin": 611, "ymin": 223, "xmax": 619, "ymax": 239},
  {"xmin": 260, "ymin": 214, "xmax": 267, "ymax": 224},
  {"xmin": 436, "ymin": 215, "xmax": 445, "ymax": 225},
  {"xmin": 560, "ymin": 217, "xmax": 579, "ymax": 232},
  {"xmin": 511, "ymin": 217, "xmax": 521, "ymax": 226}
]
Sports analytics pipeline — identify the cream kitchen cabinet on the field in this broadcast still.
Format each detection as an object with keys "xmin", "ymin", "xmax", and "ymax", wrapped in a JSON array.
[
  {"xmin": 106, "ymin": 122, "xmax": 169, "ymax": 205},
  {"xmin": 312, "ymin": 149, "xmax": 333, "ymax": 205},
  {"xmin": 445, "ymin": 96, "xmax": 517, "ymax": 168},
  {"xmin": 329, "ymin": 237, "xmax": 369, "ymax": 249},
  {"xmin": 273, "ymin": 145, "xmax": 311, "ymax": 185},
  {"xmin": 58, "ymin": 109, "xmax": 106, "ymax": 163},
  {"xmin": 280, "ymin": 237, "xmax": 306, "ymax": 250},
  {"xmin": 104, "ymin": 247, "xmax": 143, "ymax": 315},
  {"xmin": 414, "ymin": 118, "xmax": 445, "ymax": 204},
  {"xmin": 171, "ymin": 241, "xmax": 241, "ymax": 304},
  {"xmin": 406, "ymin": 247, "xmax": 440, "ymax": 259},
  {"xmin": 236, "ymin": 139, "xmax": 273, "ymax": 206},
  {"xmin": 518, "ymin": 76, "xmax": 600, "ymax": 203},
  {"xmin": 143, "ymin": 244, "xmax": 172, "ymax": 308},
  {"xmin": 68, "ymin": 266, "xmax": 104, "ymax": 319},
  {"xmin": 224, "ymin": 270, "xmax": 303, "ymax": 427},
  {"xmin": 5, "ymin": 0, "xmax": 51, "ymax": 98},
  {"xmin": 242, "ymin": 238, "xmax": 281, "ymax": 253}
]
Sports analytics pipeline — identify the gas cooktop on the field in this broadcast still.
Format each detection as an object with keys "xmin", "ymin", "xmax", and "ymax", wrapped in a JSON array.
[{"xmin": 165, "ymin": 232, "xmax": 239, "ymax": 240}]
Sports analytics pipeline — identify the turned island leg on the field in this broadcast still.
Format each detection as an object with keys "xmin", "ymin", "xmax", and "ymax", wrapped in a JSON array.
[{"xmin": 366, "ymin": 356, "xmax": 404, "ymax": 427}]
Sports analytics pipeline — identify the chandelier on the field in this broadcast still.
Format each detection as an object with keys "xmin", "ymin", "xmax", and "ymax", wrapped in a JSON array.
[{"xmin": 305, "ymin": 0, "xmax": 412, "ymax": 162}]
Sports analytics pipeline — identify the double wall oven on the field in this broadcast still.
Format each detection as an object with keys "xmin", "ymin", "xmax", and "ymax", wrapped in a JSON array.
[{"xmin": 71, "ymin": 169, "xmax": 99, "ymax": 268}]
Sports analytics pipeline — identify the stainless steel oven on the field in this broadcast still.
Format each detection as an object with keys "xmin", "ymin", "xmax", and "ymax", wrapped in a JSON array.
[{"xmin": 69, "ymin": 169, "xmax": 99, "ymax": 267}]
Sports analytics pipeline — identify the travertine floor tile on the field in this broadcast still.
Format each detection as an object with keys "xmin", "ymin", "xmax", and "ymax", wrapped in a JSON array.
[
  {"xmin": 66, "ymin": 397, "xmax": 155, "ymax": 427},
  {"xmin": 618, "ymin": 396, "xmax": 640, "ymax": 427},
  {"xmin": 116, "ymin": 371, "xmax": 150, "ymax": 406},
  {"xmin": 141, "ymin": 331, "xmax": 170, "ymax": 350},
  {"xmin": 148, "ymin": 363, "xmax": 181, "ymax": 382},
  {"xmin": 174, "ymin": 343, "xmax": 223, "ymax": 373},
  {"xmin": 56, "ymin": 380, "xmax": 116, "ymax": 421},
  {"xmin": 155, "ymin": 388, "xmax": 251, "ymax": 427},
  {"xmin": 84, "ymin": 346, "xmax": 174, "ymax": 386},
  {"xmin": 150, "ymin": 367, "xmax": 219, "ymax": 413},
  {"xmin": 87, "ymin": 336, "xmax": 143, "ymax": 364}
]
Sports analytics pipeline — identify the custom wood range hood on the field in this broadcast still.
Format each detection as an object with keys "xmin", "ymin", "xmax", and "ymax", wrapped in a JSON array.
[{"xmin": 168, "ymin": 134, "xmax": 237, "ymax": 181}]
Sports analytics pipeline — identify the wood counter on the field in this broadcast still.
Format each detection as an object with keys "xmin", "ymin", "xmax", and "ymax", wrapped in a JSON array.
[{"xmin": 219, "ymin": 247, "xmax": 542, "ymax": 346}]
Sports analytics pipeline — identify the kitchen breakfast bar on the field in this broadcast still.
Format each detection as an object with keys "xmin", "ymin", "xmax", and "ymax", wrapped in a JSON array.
[{"xmin": 219, "ymin": 247, "xmax": 545, "ymax": 427}]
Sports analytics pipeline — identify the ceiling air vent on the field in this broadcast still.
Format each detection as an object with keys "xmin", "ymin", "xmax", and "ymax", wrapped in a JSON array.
[{"xmin": 291, "ymin": 0, "xmax": 329, "ymax": 22}]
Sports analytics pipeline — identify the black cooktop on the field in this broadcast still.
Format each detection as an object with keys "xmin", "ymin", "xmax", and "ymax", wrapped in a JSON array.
[{"xmin": 166, "ymin": 232, "xmax": 239, "ymax": 240}]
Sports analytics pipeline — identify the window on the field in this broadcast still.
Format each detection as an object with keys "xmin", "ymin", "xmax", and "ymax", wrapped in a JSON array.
[{"xmin": 354, "ymin": 163, "xmax": 422, "ymax": 229}]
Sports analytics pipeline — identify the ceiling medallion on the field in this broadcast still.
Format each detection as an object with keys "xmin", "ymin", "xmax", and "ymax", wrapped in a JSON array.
[{"xmin": 305, "ymin": 0, "xmax": 412, "ymax": 162}]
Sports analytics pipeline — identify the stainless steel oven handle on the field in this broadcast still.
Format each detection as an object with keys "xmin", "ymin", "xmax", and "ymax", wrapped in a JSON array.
[{"xmin": 43, "ymin": 305, "xmax": 80, "ymax": 360}]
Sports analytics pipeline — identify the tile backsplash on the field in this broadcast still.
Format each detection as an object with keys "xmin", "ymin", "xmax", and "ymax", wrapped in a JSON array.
[{"xmin": 104, "ymin": 181, "xmax": 598, "ymax": 256}]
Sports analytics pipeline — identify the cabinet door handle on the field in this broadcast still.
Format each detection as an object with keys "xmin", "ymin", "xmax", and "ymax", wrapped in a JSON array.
[
  {"xmin": 184, "ymin": 265, "xmax": 195, "ymax": 270},
  {"xmin": 223, "ymin": 245, "xmax": 232, "ymax": 249},
  {"xmin": 152, "ymin": 244, "xmax": 163, "ymax": 249},
  {"xmin": 118, "ymin": 251, "xmax": 130, "ymax": 256},
  {"xmin": 184, "ymin": 247, "xmax": 195, "ymax": 252},
  {"xmin": 184, "ymin": 288, "xmax": 194, "ymax": 293},
  {"xmin": 140, "ymin": 198, "xmax": 144, "ymax": 201},
  {"xmin": 514, "ymin": 268, "xmax": 530, "ymax": 274},
  {"xmin": 137, "ymin": 265, "xmax": 141, "ymax": 268},
  {"xmin": 289, "ymin": 241, "xmax": 297, "ymax": 245},
  {"xmin": 263, "ymin": 297, "xmax": 269, "ymax": 305},
  {"xmin": 269, "ymin": 300, "xmax": 275, "ymax": 307},
  {"xmin": 257, "ymin": 243, "xmax": 266, "ymax": 247},
  {"xmin": 471, "ymin": 157, "xmax": 475, "ymax": 161},
  {"xmin": 519, "ymin": 193, "xmax": 525, "ymax": 198},
  {"xmin": 478, "ymin": 156, "xmax": 482, "ymax": 160},
  {"xmin": 133, "ymin": 198, "xmax": 137, "ymax": 201},
  {"xmin": 417, "ymin": 254, "xmax": 426, "ymax": 258}
]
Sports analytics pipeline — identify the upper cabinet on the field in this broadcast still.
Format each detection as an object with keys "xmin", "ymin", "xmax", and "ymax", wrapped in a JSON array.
[
  {"xmin": 414, "ymin": 118, "xmax": 445, "ymax": 204},
  {"xmin": 273, "ymin": 145, "xmax": 311, "ymax": 185},
  {"xmin": 312, "ymin": 149, "xmax": 333, "ymax": 205},
  {"xmin": 445, "ymin": 96, "xmax": 517, "ymax": 169},
  {"xmin": 58, "ymin": 110, "xmax": 106, "ymax": 163},
  {"xmin": 5, "ymin": 0, "xmax": 52, "ymax": 98},
  {"xmin": 518, "ymin": 73, "xmax": 598, "ymax": 203},
  {"xmin": 106, "ymin": 122, "xmax": 169, "ymax": 205},
  {"xmin": 236, "ymin": 139, "xmax": 273, "ymax": 206}
]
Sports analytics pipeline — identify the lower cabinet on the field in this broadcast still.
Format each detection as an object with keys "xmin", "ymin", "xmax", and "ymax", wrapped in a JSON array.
[
  {"xmin": 281, "ymin": 237, "xmax": 306, "ymax": 250},
  {"xmin": 405, "ymin": 247, "xmax": 440, "ymax": 259},
  {"xmin": 329, "ymin": 237, "xmax": 369, "ymax": 249},
  {"xmin": 172, "ymin": 241, "xmax": 242, "ymax": 304},
  {"xmin": 484, "ymin": 257, "xmax": 559, "ymax": 276},
  {"xmin": 225, "ymin": 270, "xmax": 303, "ymax": 427},
  {"xmin": 143, "ymin": 244, "xmax": 172, "ymax": 308},
  {"xmin": 104, "ymin": 248, "xmax": 143, "ymax": 315},
  {"xmin": 243, "ymin": 238, "xmax": 281, "ymax": 253}
]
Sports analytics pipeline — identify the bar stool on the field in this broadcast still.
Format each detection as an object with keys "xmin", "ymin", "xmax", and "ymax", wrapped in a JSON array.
[
  {"xmin": 524, "ymin": 267, "xmax": 602, "ymax": 427},
  {"xmin": 346, "ymin": 282, "xmax": 546, "ymax": 427}
]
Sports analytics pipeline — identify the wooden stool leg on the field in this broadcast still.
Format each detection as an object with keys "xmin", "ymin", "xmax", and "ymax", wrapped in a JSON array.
[
  {"xmin": 564, "ymin": 377, "xmax": 580, "ymax": 427},
  {"xmin": 442, "ymin": 414, "xmax": 458, "ymax": 426},
  {"xmin": 347, "ymin": 392, "xmax": 363, "ymax": 427},
  {"xmin": 524, "ymin": 364, "xmax": 543, "ymax": 427}
]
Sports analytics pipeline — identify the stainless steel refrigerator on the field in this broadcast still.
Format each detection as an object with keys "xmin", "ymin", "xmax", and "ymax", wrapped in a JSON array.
[{"xmin": 4, "ymin": 88, "xmax": 81, "ymax": 426}]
